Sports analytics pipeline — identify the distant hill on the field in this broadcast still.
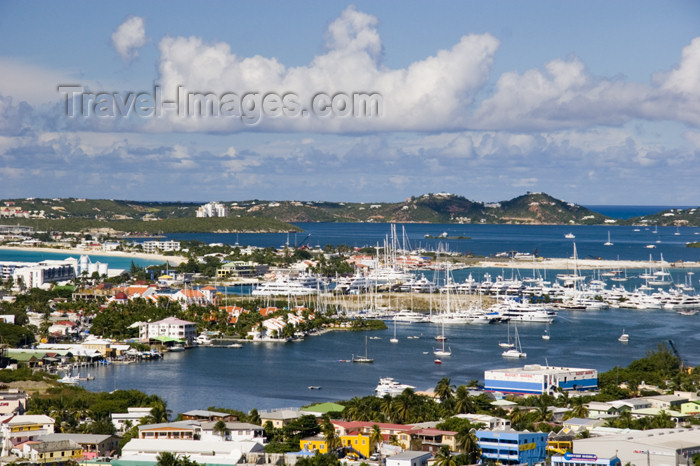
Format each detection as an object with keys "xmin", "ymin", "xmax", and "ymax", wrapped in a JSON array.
[
  {"xmin": 0, "ymin": 193, "xmax": 651, "ymax": 230},
  {"xmin": 622, "ymin": 206, "xmax": 700, "ymax": 227}
]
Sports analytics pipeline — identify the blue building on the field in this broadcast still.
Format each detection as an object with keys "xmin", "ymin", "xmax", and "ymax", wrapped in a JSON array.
[
  {"xmin": 475, "ymin": 430, "xmax": 547, "ymax": 466},
  {"xmin": 552, "ymin": 453, "xmax": 621, "ymax": 466}
]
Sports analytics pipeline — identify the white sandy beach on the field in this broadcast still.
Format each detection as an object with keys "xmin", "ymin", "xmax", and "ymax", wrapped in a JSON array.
[
  {"xmin": 476, "ymin": 257, "xmax": 700, "ymax": 270},
  {"xmin": 0, "ymin": 245, "xmax": 186, "ymax": 265}
]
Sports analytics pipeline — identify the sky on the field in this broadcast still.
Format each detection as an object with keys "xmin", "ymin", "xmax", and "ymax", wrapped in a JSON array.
[{"xmin": 1, "ymin": 1, "xmax": 700, "ymax": 205}]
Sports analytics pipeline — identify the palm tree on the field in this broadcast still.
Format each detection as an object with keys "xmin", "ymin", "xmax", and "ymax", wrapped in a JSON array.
[
  {"xmin": 380, "ymin": 395, "xmax": 393, "ymax": 422},
  {"xmin": 568, "ymin": 397, "xmax": 589, "ymax": 419},
  {"xmin": 435, "ymin": 378, "xmax": 455, "ymax": 403},
  {"xmin": 455, "ymin": 428, "xmax": 479, "ymax": 463},
  {"xmin": 322, "ymin": 419, "xmax": 341, "ymax": 453},
  {"xmin": 213, "ymin": 420, "xmax": 230, "ymax": 440},
  {"xmin": 369, "ymin": 424, "xmax": 383, "ymax": 459},
  {"xmin": 433, "ymin": 445, "xmax": 456, "ymax": 466},
  {"xmin": 248, "ymin": 409, "xmax": 261, "ymax": 426},
  {"xmin": 156, "ymin": 452, "xmax": 178, "ymax": 466},
  {"xmin": 453, "ymin": 386, "xmax": 475, "ymax": 414}
]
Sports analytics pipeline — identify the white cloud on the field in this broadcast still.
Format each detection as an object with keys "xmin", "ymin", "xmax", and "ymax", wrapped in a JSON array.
[
  {"xmin": 153, "ymin": 6, "xmax": 499, "ymax": 133},
  {"xmin": 112, "ymin": 16, "xmax": 147, "ymax": 60}
]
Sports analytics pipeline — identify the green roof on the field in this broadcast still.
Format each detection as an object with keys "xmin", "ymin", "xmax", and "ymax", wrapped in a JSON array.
[{"xmin": 303, "ymin": 402, "xmax": 345, "ymax": 413}]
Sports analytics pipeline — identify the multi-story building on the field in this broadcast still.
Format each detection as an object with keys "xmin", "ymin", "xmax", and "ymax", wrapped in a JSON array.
[
  {"xmin": 139, "ymin": 317, "xmax": 197, "ymax": 344},
  {"xmin": 141, "ymin": 240, "xmax": 181, "ymax": 253},
  {"xmin": 484, "ymin": 364, "xmax": 597, "ymax": 395},
  {"xmin": 475, "ymin": 430, "xmax": 548, "ymax": 466},
  {"xmin": 195, "ymin": 202, "xmax": 228, "ymax": 218}
]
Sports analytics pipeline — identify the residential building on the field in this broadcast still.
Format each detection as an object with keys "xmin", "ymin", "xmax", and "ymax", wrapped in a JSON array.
[
  {"xmin": 0, "ymin": 415, "xmax": 56, "ymax": 448},
  {"xmin": 181, "ymin": 409, "xmax": 238, "ymax": 423},
  {"xmin": 475, "ymin": 429, "xmax": 548, "ymax": 466},
  {"xmin": 18, "ymin": 439, "xmax": 82, "ymax": 464},
  {"xmin": 484, "ymin": 364, "xmax": 597, "ymax": 395},
  {"xmin": 260, "ymin": 409, "xmax": 303, "ymax": 429},
  {"xmin": 454, "ymin": 413, "xmax": 510, "ymax": 430},
  {"xmin": 141, "ymin": 240, "xmax": 181, "ymax": 253},
  {"xmin": 409, "ymin": 428, "xmax": 457, "ymax": 453},
  {"xmin": 640, "ymin": 394, "xmax": 688, "ymax": 410},
  {"xmin": 195, "ymin": 202, "xmax": 228, "ymax": 218},
  {"xmin": 36, "ymin": 434, "xmax": 119, "ymax": 459},
  {"xmin": 118, "ymin": 438, "xmax": 264, "ymax": 466},
  {"xmin": 299, "ymin": 435, "xmax": 328, "ymax": 454},
  {"xmin": 139, "ymin": 317, "xmax": 197, "ymax": 344},
  {"xmin": 0, "ymin": 390, "xmax": 28, "ymax": 415},
  {"xmin": 199, "ymin": 422, "xmax": 265, "ymax": 444},
  {"xmin": 138, "ymin": 421, "xmax": 199, "ymax": 440},
  {"xmin": 340, "ymin": 432, "xmax": 375, "ymax": 458},
  {"xmin": 217, "ymin": 261, "xmax": 269, "ymax": 278},
  {"xmin": 385, "ymin": 451, "xmax": 431, "ymax": 466},
  {"xmin": 111, "ymin": 407, "xmax": 154, "ymax": 433}
]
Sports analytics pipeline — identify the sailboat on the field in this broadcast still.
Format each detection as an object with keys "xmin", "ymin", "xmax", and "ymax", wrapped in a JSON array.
[
  {"xmin": 502, "ymin": 324, "xmax": 526, "ymax": 358},
  {"xmin": 499, "ymin": 321, "xmax": 515, "ymax": 349},
  {"xmin": 542, "ymin": 322, "xmax": 550, "ymax": 340},
  {"xmin": 433, "ymin": 319, "xmax": 451, "ymax": 357},
  {"xmin": 618, "ymin": 329, "xmax": 629, "ymax": 343},
  {"xmin": 352, "ymin": 336, "xmax": 374, "ymax": 363},
  {"xmin": 604, "ymin": 231, "xmax": 613, "ymax": 246},
  {"xmin": 390, "ymin": 318, "xmax": 399, "ymax": 344}
]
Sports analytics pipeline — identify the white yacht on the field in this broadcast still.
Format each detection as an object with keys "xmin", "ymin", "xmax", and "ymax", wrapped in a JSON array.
[
  {"xmin": 252, "ymin": 273, "xmax": 325, "ymax": 296},
  {"xmin": 392, "ymin": 309, "xmax": 430, "ymax": 323},
  {"xmin": 375, "ymin": 377, "xmax": 415, "ymax": 397}
]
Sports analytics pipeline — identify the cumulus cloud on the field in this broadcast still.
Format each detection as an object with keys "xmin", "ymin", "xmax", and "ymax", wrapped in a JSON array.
[
  {"xmin": 153, "ymin": 6, "xmax": 499, "ymax": 133},
  {"xmin": 112, "ymin": 16, "xmax": 147, "ymax": 60}
]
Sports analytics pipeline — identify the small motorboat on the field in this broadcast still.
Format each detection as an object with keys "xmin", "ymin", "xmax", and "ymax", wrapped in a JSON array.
[
  {"xmin": 618, "ymin": 330, "xmax": 629, "ymax": 343},
  {"xmin": 308, "ymin": 386, "xmax": 322, "ymax": 390},
  {"xmin": 434, "ymin": 359, "xmax": 442, "ymax": 365}
]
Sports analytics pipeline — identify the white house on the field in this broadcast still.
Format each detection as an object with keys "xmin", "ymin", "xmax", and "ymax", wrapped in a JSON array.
[
  {"xmin": 199, "ymin": 422, "xmax": 265, "ymax": 444},
  {"xmin": 139, "ymin": 317, "xmax": 197, "ymax": 344},
  {"xmin": 0, "ymin": 415, "xmax": 55, "ymax": 449},
  {"xmin": 111, "ymin": 407, "xmax": 154, "ymax": 433},
  {"xmin": 119, "ymin": 438, "xmax": 264, "ymax": 466}
]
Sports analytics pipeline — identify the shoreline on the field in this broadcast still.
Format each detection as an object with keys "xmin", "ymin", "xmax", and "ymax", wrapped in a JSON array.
[
  {"xmin": 0, "ymin": 245, "xmax": 186, "ymax": 265},
  {"xmin": 474, "ymin": 257, "xmax": 700, "ymax": 269}
]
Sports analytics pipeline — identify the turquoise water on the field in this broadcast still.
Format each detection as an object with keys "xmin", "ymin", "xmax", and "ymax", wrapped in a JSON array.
[{"xmin": 0, "ymin": 249, "xmax": 167, "ymax": 269}]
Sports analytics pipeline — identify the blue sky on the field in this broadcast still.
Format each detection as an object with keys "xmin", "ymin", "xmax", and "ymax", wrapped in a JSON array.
[{"xmin": 1, "ymin": 1, "xmax": 700, "ymax": 204}]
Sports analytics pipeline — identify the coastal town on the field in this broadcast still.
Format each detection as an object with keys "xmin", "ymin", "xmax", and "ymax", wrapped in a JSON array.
[
  {"xmin": 4, "ymin": 1, "xmax": 700, "ymax": 465},
  {"xmin": 0, "ymin": 203, "xmax": 700, "ymax": 466}
]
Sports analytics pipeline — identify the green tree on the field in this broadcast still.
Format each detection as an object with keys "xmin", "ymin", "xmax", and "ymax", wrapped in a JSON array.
[
  {"xmin": 433, "ymin": 445, "xmax": 456, "ymax": 466},
  {"xmin": 213, "ymin": 420, "xmax": 230, "ymax": 440},
  {"xmin": 435, "ymin": 378, "xmax": 455, "ymax": 403}
]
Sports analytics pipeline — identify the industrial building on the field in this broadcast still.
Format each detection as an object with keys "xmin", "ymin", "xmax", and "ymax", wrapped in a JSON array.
[
  {"xmin": 573, "ymin": 427, "xmax": 700, "ymax": 466},
  {"xmin": 484, "ymin": 364, "xmax": 598, "ymax": 395}
]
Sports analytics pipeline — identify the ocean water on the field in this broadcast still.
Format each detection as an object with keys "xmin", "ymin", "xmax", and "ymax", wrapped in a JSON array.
[
  {"xmin": 82, "ymin": 308, "xmax": 700, "ymax": 415},
  {"xmin": 167, "ymin": 222, "xmax": 700, "ymax": 262},
  {"xmin": 0, "ymin": 249, "xmax": 168, "ymax": 270}
]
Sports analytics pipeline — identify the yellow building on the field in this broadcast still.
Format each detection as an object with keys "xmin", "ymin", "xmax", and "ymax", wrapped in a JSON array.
[
  {"xmin": 341, "ymin": 432, "xmax": 375, "ymax": 458},
  {"xmin": 300, "ymin": 436, "xmax": 328, "ymax": 454},
  {"xmin": 300, "ymin": 432, "xmax": 376, "ymax": 459},
  {"xmin": 22, "ymin": 439, "xmax": 83, "ymax": 464}
]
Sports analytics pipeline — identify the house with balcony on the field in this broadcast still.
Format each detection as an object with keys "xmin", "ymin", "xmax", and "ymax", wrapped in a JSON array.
[
  {"xmin": 0, "ymin": 415, "xmax": 55, "ymax": 448},
  {"xmin": 139, "ymin": 317, "xmax": 197, "ymax": 344}
]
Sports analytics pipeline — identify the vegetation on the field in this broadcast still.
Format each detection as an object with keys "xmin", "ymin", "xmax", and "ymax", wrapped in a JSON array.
[
  {"xmin": 3, "ymin": 192, "xmax": 663, "ymax": 226},
  {"xmin": 263, "ymin": 414, "xmax": 320, "ymax": 453},
  {"xmin": 10, "ymin": 216, "xmax": 300, "ymax": 234},
  {"xmin": 27, "ymin": 386, "xmax": 167, "ymax": 439}
]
